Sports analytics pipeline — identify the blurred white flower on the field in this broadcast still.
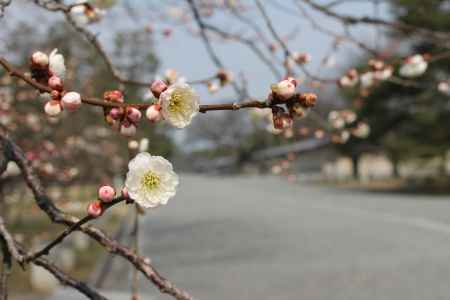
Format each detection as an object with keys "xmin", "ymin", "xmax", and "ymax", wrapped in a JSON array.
[
  {"xmin": 399, "ymin": 54, "xmax": 427, "ymax": 78},
  {"xmin": 160, "ymin": 83, "xmax": 199, "ymax": 128},
  {"xmin": 44, "ymin": 100, "xmax": 62, "ymax": 117},
  {"xmin": 374, "ymin": 66, "xmax": 393, "ymax": 81},
  {"xmin": 360, "ymin": 72, "xmax": 374, "ymax": 88},
  {"xmin": 265, "ymin": 120, "xmax": 282, "ymax": 135},
  {"xmin": 49, "ymin": 49, "xmax": 66, "ymax": 79},
  {"xmin": 70, "ymin": 1, "xmax": 104, "ymax": 25},
  {"xmin": 438, "ymin": 81, "xmax": 450, "ymax": 95},
  {"xmin": 139, "ymin": 138, "xmax": 149, "ymax": 152},
  {"xmin": 338, "ymin": 75, "xmax": 358, "ymax": 88},
  {"xmin": 125, "ymin": 152, "xmax": 179, "ymax": 208},
  {"xmin": 338, "ymin": 69, "xmax": 358, "ymax": 88},
  {"xmin": 352, "ymin": 122, "xmax": 370, "ymax": 138}
]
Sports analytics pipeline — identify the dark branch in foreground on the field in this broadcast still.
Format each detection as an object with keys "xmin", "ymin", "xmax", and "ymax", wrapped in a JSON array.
[
  {"xmin": 0, "ymin": 216, "xmax": 107, "ymax": 300},
  {"xmin": 0, "ymin": 128, "xmax": 194, "ymax": 300}
]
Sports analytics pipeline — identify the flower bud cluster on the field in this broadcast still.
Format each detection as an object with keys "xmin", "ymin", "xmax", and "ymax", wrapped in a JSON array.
[
  {"xmin": 268, "ymin": 77, "xmax": 317, "ymax": 130},
  {"xmin": 103, "ymin": 90, "xmax": 142, "ymax": 137},
  {"xmin": 328, "ymin": 110, "xmax": 370, "ymax": 143},
  {"xmin": 87, "ymin": 185, "xmax": 129, "ymax": 218},
  {"xmin": 31, "ymin": 50, "xmax": 81, "ymax": 117},
  {"xmin": 339, "ymin": 59, "xmax": 393, "ymax": 90}
]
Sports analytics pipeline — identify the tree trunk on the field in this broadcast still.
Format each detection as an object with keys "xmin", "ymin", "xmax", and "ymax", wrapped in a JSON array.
[{"xmin": 351, "ymin": 154, "xmax": 359, "ymax": 180}]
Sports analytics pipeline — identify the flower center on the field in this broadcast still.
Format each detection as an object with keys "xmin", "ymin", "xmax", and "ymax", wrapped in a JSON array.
[
  {"xmin": 168, "ymin": 90, "xmax": 187, "ymax": 113},
  {"xmin": 141, "ymin": 171, "xmax": 161, "ymax": 191}
]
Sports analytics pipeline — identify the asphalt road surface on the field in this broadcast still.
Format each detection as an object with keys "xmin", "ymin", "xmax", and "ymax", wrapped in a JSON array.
[{"xmin": 56, "ymin": 175, "xmax": 450, "ymax": 300}]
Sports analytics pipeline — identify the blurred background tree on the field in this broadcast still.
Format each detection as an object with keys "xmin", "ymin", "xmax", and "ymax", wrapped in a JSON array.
[{"xmin": 336, "ymin": 0, "xmax": 450, "ymax": 180}]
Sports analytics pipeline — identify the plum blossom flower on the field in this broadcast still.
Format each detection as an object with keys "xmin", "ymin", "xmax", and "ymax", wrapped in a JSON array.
[
  {"xmin": 125, "ymin": 152, "xmax": 179, "ymax": 208},
  {"xmin": 399, "ymin": 54, "xmax": 427, "ymax": 78},
  {"xmin": 160, "ymin": 83, "xmax": 199, "ymax": 128},
  {"xmin": 49, "ymin": 49, "xmax": 66, "ymax": 79}
]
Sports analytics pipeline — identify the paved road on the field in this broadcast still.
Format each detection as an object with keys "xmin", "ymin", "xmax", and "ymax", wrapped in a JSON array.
[{"xmin": 59, "ymin": 175, "xmax": 450, "ymax": 300}]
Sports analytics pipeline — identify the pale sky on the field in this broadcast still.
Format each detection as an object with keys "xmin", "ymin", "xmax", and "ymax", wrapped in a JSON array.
[{"xmin": 0, "ymin": 0, "xmax": 392, "ymax": 102}]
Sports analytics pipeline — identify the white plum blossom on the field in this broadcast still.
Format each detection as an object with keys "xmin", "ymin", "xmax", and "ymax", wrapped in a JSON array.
[
  {"xmin": 399, "ymin": 54, "xmax": 427, "ymax": 78},
  {"xmin": 160, "ymin": 83, "xmax": 199, "ymax": 128},
  {"xmin": 49, "ymin": 49, "xmax": 66, "ymax": 79},
  {"xmin": 125, "ymin": 152, "xmax": 179, "ymax": 208}
]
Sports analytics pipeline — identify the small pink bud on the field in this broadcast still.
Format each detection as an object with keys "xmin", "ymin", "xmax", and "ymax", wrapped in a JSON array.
[
  {"xmin": 271, "ymin": 79, "xmax": 296, "ymax": 101},
  {"xmin": 109, "ymin": 107, "xmax": 122, "ymax": 120},
  {"xmin": 51, "ymin": 90, "xmax": 61, "ymax": 100},
  {"xmin": 127, "ymin": 107, "xmax": 142, "ymax": 123},
  {"xmin": 121, "ymin": 187, "xmax": 129, "ymax": 198},
  {"xmin": 273, "ymin": 113, "xmax": 293, "ymax": 129},
  {"xmin": 150, "ymin": 80, "xmax": 168, "ymax": 98},
  {"xmin": 48, "ymin": 75, "xmax": 63, "ymax": 91},
  {"xmin": 104, "ymin": 90, "xmax": 124, "ymax": 103},
  {"xmin": 31, "ymin": 51, "xmax": 49, "ymax": 68},
  {"xmin": 286, "ymin": 76, "xmax": 298, "ymax": 87},
  {"xmin": 87, "ymin": 201, "xmax": 103, "ymax": 218},
  {"xmin": 145, "ymin": 104, "xmax": 162, "ymax": 122},
  {"xmin": 61, "ymin": 92, "xmax": 82, "ymax": 112},
  {"xmin": 293, "ymin": 52, "xmax": 311, "ymax": 65},
  {"xmin": 44, "ymin": 100, "xmax": 62, "ymax": 116},
  {"xmin": 120, "ymin": 122, "xmax": 137, "ymax": 137},
  {"xmin": 98, "ymin": 185, "xmax": 116, "ymax": 203}
]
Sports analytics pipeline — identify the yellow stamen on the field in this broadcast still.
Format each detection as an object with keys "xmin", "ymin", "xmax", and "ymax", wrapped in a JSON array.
[
  {"xmin": 141, "ymin": 171, "xmax": 160, "ymax": 191},
  {"xmin": 168, "ymin": 89, "xmax": 187, "ymax": 113}
]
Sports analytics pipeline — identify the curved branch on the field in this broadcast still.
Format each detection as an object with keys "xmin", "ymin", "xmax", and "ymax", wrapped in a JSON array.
[{"xmin": 0, "ymin": 128, "xmax": 194, "ymax": 300}]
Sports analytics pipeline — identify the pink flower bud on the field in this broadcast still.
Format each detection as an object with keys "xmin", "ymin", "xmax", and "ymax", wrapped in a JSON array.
[
  {"xmin": 127, "ymin": 107, "xmax": 142, "ymax": 123},
  {"xmin": 273, "ymin": 113, "xmax": 293, "ymax": 129},
  {"xmin": 87, "ymin": 201, "xmax": 103, "ymax": 218},
  {"xmin": 48, "ymin": 75, "xmax": 63, "ymax": 91},
  {"xmin": 145, "ymin": 104, "xmax": 162, "ymax": 122},
  {"xmin": 44, "ymin": 100, "xmax": 62, "ymax": 116},
  {"xmin": 150, "ymin": 80, "xmax": 168, "ymax": 98},
  {"xmin": 98, "ymin": 185, "xmax": 116, "ymax": 203},
  {"xmin": 61, "ymin": 92, "xmax": 82, "ymax": 112},
  {"xmin": 104, "ymin": 90, "xmax": 124, "ymax": 103},
  {"xmin": 271, "ymin": 79, "xmax": 296, "ymax": 101},
  {"xmin": 31, "ymin": 51, "xmax": 49, "ymax": 68},
  {"xmin": 51, "ymin": 90, "xmax": 61, "ymax": 100},
  {"xmin": 293, "ymin": 52, "xmax": 311, "ymax": 65},
  {"xmin": 121, "ymin": 187, "xmax": 129, "ymax": 198},
  {"xmin": 109, "ymin": 107, "xmax": 122, "ymax": 120},
  {"xmin": 120, "ymin": 122, "xmax": 137, "ymax": 137}
]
